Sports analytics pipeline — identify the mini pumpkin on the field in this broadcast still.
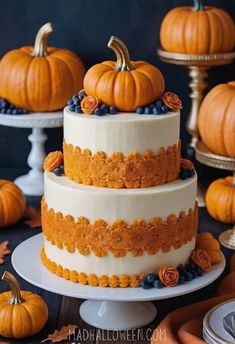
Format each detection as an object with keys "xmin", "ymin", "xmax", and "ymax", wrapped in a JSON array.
[
  {"xmin": 205, "ymin": 176, "xmax": 235, "ymax": 224},
  {"xmin": 0, "ymin": 271, "xmax": 48, "ymax": 338},
  {"xmin": 196, "ymin": 232, "xmax": 221, "ymax": 264},
  {"xmin": 160, "ymin": 0, "xmax": 235, "ymax": 54},
  {"xmin": 0, "ymin": 180, "xmax": 26, "ymax": 228},
  {"xmin": 198, "ymin": 82, "xmax": 235, "ymax": 158},
  {"xmin": 0, "ymin": 23, "xmax": 85, "ymax": 112},
  {"xmin": 84, "ymin": 36, "xmax": 165, "ymax": 111}
]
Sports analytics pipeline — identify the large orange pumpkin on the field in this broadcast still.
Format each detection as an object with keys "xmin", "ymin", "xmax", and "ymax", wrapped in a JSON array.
[
  {"xmin": 198, "ymin": 82, "xmax": 235, "ymax": 158},
  {"xmin": 160, "ymin": 0, "xmax": 235, "ymax": 54},
  {"xmin": 0, "ymin": 23, "xmax": 85, "ymax": 112},
  {"xmin": 0, "ymin": 180, "xmax": 26, "ymax": 228},
  {"xmin": 84, "ymin": 36, "xmax": 165, "ymax": 112},
  {"xmin": 205, "ymin": 176, "xmax": 235, "ymax": 224},
  {"xmin": 0, "ymin": 271, "xmax": 48, "ymax": 338}
]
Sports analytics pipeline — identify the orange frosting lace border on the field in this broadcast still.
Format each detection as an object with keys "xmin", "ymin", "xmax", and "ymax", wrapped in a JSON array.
[
  {"xmin": 63, "ymin": 141, "xmax": 181, "ymax": 188},
  {"xmin": 42, "ymin": 198, "xmax": 198, "ymax": 258},
  {"xmin": 41, "ymin": 247, "xmax": 143, "ymax": 288}
]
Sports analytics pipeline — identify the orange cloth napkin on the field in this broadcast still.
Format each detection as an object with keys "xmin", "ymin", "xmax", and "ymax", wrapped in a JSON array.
[{"xmin": 151, "ymin": 254, "xmax": 235, "ymax": 344}]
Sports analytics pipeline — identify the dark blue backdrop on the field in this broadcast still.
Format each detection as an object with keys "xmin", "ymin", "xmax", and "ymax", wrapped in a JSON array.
[{"xmin": 0, "ymin": 0, "xmax": 234, "ymax": 171}]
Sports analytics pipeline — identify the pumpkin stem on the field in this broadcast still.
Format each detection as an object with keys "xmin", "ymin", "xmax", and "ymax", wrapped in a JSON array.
[
  {"xmin": 31, "ymin": 22, "xmax": 53, "ymax": 57},
  {"xmin": 193, "ymin": 0, "xmax": 203, "ymax": 11},
  {"xmin": 2, "ymin": 271, "xmax": 24, "ymax": 305},
  {"xmin": 108, "ymin": 36, "xmax": 135, "ymax": 72}
]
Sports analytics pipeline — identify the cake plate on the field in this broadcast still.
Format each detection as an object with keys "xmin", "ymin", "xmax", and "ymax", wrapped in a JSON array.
[
  {"xmin": 12, "ymin": 233, "xmax": 225, "ymax": 330},
  {"xmin": 195, "ymin": 140, "xmax": 235, "ymax": 250},
  {"xmin": 0, "ymin": 112, "xmax": 63, "ymax": 196}
]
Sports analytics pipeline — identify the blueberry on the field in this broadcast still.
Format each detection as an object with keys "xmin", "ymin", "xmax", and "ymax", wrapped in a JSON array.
[
  {"xmin": 136, "ymin": 106, "xmax": 144, "ymax": 114},
  {"xmin": 153, "ymin": 107, "xmax": 161, "ymax": 115},
  {"xmin": 180, "ymin": 169, "xmax": 190, "ymax": 180},
  {"xmin": 140, "ymin": 280, "xmax": 151, "ymax": 289},
  {"xmin": 72, "ymin": 95, "xmax": 79, "ymax": 102},
  {"xmin": 67, "ymin": 99, "xmax": 74, "ymax": 106},
  {"xmin": 150, "ymin": 104, "xmax": 155, "ymax": 108},
  {"xmin": 73, "ymin": 99, "xmax": 80, "ymax": 107},
  {"xmin": 195, "ymin": 266, "xmax": 203, "ymax": 276},
  {"xmin": 161, "ymin": 105, "xmax": 168, "ymax": 114},
  {"xmin": 7, "ymin": 108, "xmax": 12, "ymax": 114},
  {"xmin": 17, "ymin": 108, "xmax": 23, "ymax": 114},
  {"xmin": 146, "ymin": 273, "xmax": 158, "ymax": 285},
  {"xmin": 188, "ymin": 169, "xmax": 195, "ymax": 178},
  {"xmin": 156, "ymin": 100, "xmax": 163, "ymax": 108},
  {"xmin": 12, "ymin": 108, "xmax": 18, "ymax": 115},
  {"xmin": 78, "ymin": 93, "xmax": 85, "ymax": 101},
  {"xmin": 177, "ymin": 264, "xmax": 186, "ymax": 275},
  {"xmin": 79, "ymin": 89, "xmax": 86, "ymax": 96},
  {"xmin": 189, "ymin": 261, "xmax": 196, "ymax": 270},
  {"xmin": 191, "ymin": 271, "xmax": 197, "ymax": 279},
  {"xmin": 144, "ymin": 106, "xmax": 153, "ymax": 115},
  {"xmin": 1, "ymin": 108, "xmax": 6, "ymax": 114},
  {"xmin": 60, "ymin": 165, "xmax": 64, "ymax": 174},
  {"xmin": 109, "ymin": 106, "xmax": 117, "ymax": 114},
  {"xmin": 184, "ymin": 146, "xmax": 195, "ymax": 160},
  {"xmin": 75, "ymin": 106, "xmax": 82, "ymax": 113},
  {"xmin": 178, "ymin": 275, "xmax": 186, "ymax": 284},
  {"xmin": 100, "ymin": 104, "xmax": 109, "ymax": 114},
  {"xmin": 153, "ymin": 280, "xmax": 163, "ymax": 288},
  {"xmin": 69, "ymin": 105, "xmax": 75, "ymax": 112},
  {"xmin": 54, "ymin": 168, "xmax": 62, "ymax": 176},
  {"xmin": 184, "ymin": 271, "xmax": 193, "ymax": 281},
  {"xmin": 95, "ymin": 107, "xmax": 102, "ymax": 116}
]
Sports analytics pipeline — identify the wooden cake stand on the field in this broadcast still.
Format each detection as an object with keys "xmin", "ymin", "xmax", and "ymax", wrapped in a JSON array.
[
  {"xmin": 12, "ymin": 233, "xmax": 225, "ymax": 330},
  {"xmin": 0, "ymin": 112, "xmax": 63, "ymax": 196},
  {"xmin": 195, "ymin": 140, "xmax": 235, "ymax": 250},
  {"xmin": 157, "ymin": 50, "xmax": 235, "ymax": 148}
]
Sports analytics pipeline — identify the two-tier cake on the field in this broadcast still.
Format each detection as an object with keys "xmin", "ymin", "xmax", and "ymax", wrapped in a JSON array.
[{"xmin": 41, "ymin": 36, "xmax": 198, "ymax": 288}]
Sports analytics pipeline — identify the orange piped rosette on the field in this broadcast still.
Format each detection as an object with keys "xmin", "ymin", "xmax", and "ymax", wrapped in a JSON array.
[
  {"xmin": 81, "ymin": 96, "xmax": 99, "ymax": 115},
  {"xmin": 158, "ymin": 266, "xmax": 179, "ymax": 287},
  {"xmin": 43, "ymin": 151, "xmax": 63, "ymax": 172},
  {"xmin": 191, "ymin": 248, "xmax": 211, "ymax": 271},
  {"xmin": 180, "ymin": 158, "xmax": 194, "ymax": 170},
  {"xmin": 162, "ymin": 92, "xmax": 182, "ymax": 111}
]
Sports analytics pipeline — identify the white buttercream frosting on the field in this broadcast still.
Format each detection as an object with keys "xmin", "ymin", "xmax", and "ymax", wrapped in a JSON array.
[
  {"xmin": 64, "ymin": 107, "xmax": 180, "ymax": 155},
  {"xmin": 44, "ymin": 172, "xmax": 197, "ymax": 223},
  {"xmin": 44, "ymin": 238, "xmax": 196, "ymax": 276}
]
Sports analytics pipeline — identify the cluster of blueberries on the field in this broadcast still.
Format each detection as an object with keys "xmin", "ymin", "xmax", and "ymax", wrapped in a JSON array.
[
  {"xmin": 53, "ymin": 165, "xmax": 64, "ymax": 176},
  {"xmin": 140, "ymin": 260, "xmax": 204, "ymax": 289},
  {"xmin": 0, "ymin": 98, "xmax": 28, "ymax": 115},
  {"xmin": 136, "ymin": 99, "xmax": 169, "ymax": 115},
  {"xmin": 180, "ymin": 167, "xmax": 195, "ymax": 180},
  {"xmin": 67, "ymin": 91, "xmax": 117, "ymax": 116}
]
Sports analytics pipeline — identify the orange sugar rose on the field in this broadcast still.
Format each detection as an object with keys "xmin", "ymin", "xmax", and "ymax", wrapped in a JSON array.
[
  {"xmin": 162, "ymin": 92, "xmax": 182, "ymax": 111},
  {"xmin": 158, "ymin": 266, "xmax": 179, "ymax": 287},
  {"xmin": 81, "ymin": 96, "xmax": 99, "ymax": 115},
  {"xmin": 191, "ymin": 249, "xmax": 211, "ymax": 271},
  {"xmin": 180, "ymin": 158, "xmax": 194, "ymax": 170},
  {"xmin": 43, "ymin": 151, "xmax": 63, "ymax": 172}
]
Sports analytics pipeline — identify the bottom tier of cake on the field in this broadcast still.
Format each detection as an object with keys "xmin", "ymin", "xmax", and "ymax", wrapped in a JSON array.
[{"xmin": 41, "ymin": 172, "xmax": 198, "ymax": 287}]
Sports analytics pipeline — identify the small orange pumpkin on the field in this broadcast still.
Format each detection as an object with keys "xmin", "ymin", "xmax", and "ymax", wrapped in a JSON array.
[
  {"xmin": 0, "ymin": 180, "xmax": 26, "ymax": 228},
  {"xmin": 196, "ymin": 232, "xmax": 221, "ymax": 264},
  {"xmin": 0, "ymin": 271, "xmax": 48, "ymax": 338},
  {"xmin": 160, "ymin": 0, "xmax": 235, "ymax": 54},
  {"xmin": 84, "ymin": 36, "xmax": 165, "ymax": 112},
  {"xmin": 0, "ymin": 23, "xmax": 85, "ymax": 112},
  {"xmin": 198, "ymin": 82, "xmax": 235, "ymax": 158},
  {"xmin": 205, "ymin": 176, "xmax": 235, "ymax": 224}
]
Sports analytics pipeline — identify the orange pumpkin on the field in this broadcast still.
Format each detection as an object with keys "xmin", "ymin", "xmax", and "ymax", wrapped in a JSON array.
[
  {"xmin": 0, "ymin": 271, "xmax": 48, "ymax": 338},
  {"xmin": 160, "ymin": 0, "xmax": 235, "ymax": 54},
  {"xmin": 198, "ymin": 82, "xmax": 235, "ymax": 157},
  {"xmin": 0, "ymin": 23, "xmax": 85, "ymax": 112},
  {"xmin": 205, "ymin": 176, "xmax": 235, "ymax": 224},
  {"xmin": 84, "ymin": 36, "xmax": 165, "ymax": 112},
  {"xmin": 0, "ymin": 180, "xmax": 26, "ymax": 228},
  {"xmin": 196, "ymin": 232, "xmax": 221, "ymax": 264}
]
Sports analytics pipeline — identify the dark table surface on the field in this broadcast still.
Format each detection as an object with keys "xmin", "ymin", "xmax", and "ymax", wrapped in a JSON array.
[{"xmin": 0, "ymin": 168, "xmax": 233, "ymax": 344}]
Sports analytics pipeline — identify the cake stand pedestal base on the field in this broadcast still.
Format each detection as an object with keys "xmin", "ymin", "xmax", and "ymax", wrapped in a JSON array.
[
  {"xmin": 0, "ymin": 112, "xmax": 63, "ymax": 196},
  {"xmin": 219, "ymin": 227, "xmax": 235, "ymax": 250},
  {"xmin": 80, "ymin": 300, "xmax": 157, "ymax": 330}
]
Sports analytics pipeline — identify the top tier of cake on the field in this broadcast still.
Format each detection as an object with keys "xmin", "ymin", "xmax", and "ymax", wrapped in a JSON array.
[{"xmin": 63, "ymin": 107, "xmax": 181, "ymax": 188}]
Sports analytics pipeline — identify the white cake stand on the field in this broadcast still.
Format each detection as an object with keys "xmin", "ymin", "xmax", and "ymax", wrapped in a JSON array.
[
  {"xmin": 0, "ymin": 112, "xmax": 63, "ymax": 196},
  {"xmin": 12, "ymin": 233, "xmax": 225, "ymax": 330}
]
